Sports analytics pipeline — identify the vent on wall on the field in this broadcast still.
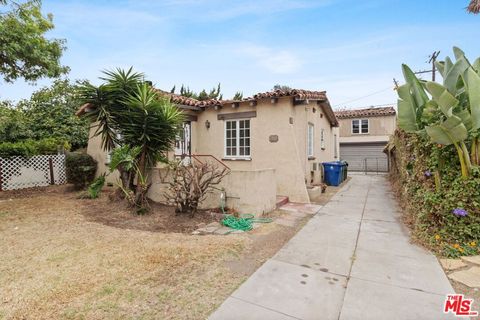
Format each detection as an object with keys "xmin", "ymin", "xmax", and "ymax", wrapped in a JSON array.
[{"xmin": 312, "ymin": 163, "xmax": 317, "ymax": 171}]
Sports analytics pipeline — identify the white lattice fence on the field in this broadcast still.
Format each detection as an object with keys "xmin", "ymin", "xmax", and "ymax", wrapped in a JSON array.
[{"xmin": 0, "ymin": 154, "xmax": 66, "ymax": 191}]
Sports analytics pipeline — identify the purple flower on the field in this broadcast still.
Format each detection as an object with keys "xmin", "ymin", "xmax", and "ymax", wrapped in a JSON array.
[
  {"xmin": 424, "ymin": 170, "xmax": 432, "ymax": 177},
  {"xmin": 452, "ymin": 208, "xmax": 468, "ymax": 217}
]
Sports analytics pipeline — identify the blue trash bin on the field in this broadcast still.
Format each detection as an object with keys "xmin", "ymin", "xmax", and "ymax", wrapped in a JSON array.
[{"xmin": 322, "ymin": 162, "xmax": 343, "ymax": 186}]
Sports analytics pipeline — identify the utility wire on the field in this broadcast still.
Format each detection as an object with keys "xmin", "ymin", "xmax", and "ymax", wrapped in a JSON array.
[{"xmin": 332, "ymin": 86, "xmax": 394, "ymax": 107}]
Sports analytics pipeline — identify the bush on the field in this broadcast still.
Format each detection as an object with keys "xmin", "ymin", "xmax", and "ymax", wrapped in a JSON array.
[
  {"xmin": 65, "ymin": 152, "xmax": 97, "ymax": 189},
  {"xmin": 389, "ymin": 129, "xmax": 480, "ymax": 257},
  {"xmin": 0, "ymin": 138, "xmax": 70, "ymax": 157}
]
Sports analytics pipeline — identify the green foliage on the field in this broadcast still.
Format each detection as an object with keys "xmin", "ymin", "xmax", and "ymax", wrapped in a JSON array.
[
  {"xmin": 390, "ymin": 130, "xmax": 480, "ymax": 257},
  {"xmin": 173, "ymin": 83, "xmax": 223, "ymax": 101},
  {"xmin": 0, "ymin": 137, "xmax": 69, "ymax": 157},
  {"xmin": 18, "ymin": 79, "xmax": 90, "ymax": 149},
  {"xmin": 0, "ymin": 101, "xmax": 32, "ymax": 142},
  {"xmin": 0, "ymin": 0, "xmax": 68, "ymax": 83},
  {"xmin": 232, "ymin": 91, "xmax": 243, "ymax": 100},
  {"xmin": 78, "ymin": 68, "xmax": 183, "ymax": 212},
  {"xmin": 87, "ymin": 175, "xmax": 105, "ymax": 199},
  {"xmin": 397, "ymin": 47, "xmax": 480, "ymax": 178},
  {"xmin": 273, "ymin": 84, "xmax": 292, "ymax": 91},
  {"xmin": 65, "ymin": 152, "xmax": 97, "ymax": 189},
  {"xmin": 0, "ymin": 80, "xmax": 90, "ymax": 149}
]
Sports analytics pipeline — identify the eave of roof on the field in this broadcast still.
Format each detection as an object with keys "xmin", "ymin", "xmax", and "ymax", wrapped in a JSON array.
[
  {"xmin": 334, "ymin": 106, "xmax": 396, "ymax": 119},
  {"xmin": 76, "ymin": 88, "xmax": 338, "ymax": 127}
]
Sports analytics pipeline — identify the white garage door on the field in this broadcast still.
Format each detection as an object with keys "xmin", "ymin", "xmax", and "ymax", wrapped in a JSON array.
[{"xmin": 340, "ymin": 143, "xmax": 389, "ymax": 172}]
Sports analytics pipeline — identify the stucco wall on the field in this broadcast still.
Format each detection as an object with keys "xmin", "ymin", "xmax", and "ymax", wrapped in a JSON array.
[
  {"xmin": 190, "ymin": 98, "xmax": 329, "ymax": 202},
  {"xmin": 147, "ymin": 167, "xmax": 276, "ymax": 216},
  {"xmin": 338, "ymin": 115, "xmax": 396, "ymax": 140},
  {"xmin": 86, "ymin": 97, "xmax": 339, "ymax": 204},
  {"xmin": 85, "ymin": 123, "xmax": 119, "ymax": 184}
]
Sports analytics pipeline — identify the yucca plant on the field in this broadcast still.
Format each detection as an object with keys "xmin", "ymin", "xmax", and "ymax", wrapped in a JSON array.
[
  {"xmin": 78, "ymin": 68, "xmax": 183, "ymax": 212},
  {"xmin": 397, "ymin": 47, "xmax": 480, "ymax": 178}
]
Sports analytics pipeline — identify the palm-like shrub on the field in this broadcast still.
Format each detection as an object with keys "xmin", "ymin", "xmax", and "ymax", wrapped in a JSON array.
[{"xmin": 78, "ymin": 68, "xmax": 183, "ymax": 211}]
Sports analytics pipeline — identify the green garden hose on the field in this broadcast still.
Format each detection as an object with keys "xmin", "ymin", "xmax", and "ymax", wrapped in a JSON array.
[{"xmin": 219, "ymin": 191, "xmax": 272, "ymax": 231}]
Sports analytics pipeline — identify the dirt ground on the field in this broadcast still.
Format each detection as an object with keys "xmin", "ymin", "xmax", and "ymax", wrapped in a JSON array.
[{"xmin": 0, "ymin": 186, "xmax": 310, "ymax": 320}]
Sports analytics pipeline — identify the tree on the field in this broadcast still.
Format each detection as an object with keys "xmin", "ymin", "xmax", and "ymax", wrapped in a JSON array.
[
  {"xmin": 0, "ymin": 101, "xmax": 32, "ymax": 142},
  {"xmin": 468, "ymin": 0, "xmax": 480, "ymax": 13},
  {"xmin": 16, "ymin": 79, "xmax": 90, "ymax": 149},
  {"xmin": 0, "ymin": 0, "xmax": 68, "ymax": 83},
  {"xmin": 273, "ymin": 84, "xmax": 292, "ymax": 91},
  {"xmin": 78, "ymin": 68, "xmax": 183, "ymax": 212},
  {"xmin": 174, "ymin": 83, "xmax": 223, "ymax": 100},
  {"xmin": 233, "ymin": 91, "xmax": 243, "ymax": 100}
]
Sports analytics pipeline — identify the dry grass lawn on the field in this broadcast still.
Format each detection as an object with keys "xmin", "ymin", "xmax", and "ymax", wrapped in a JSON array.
[{"xmin": 0, "ymin": 187, "xmax": 256, "ymax": 319}]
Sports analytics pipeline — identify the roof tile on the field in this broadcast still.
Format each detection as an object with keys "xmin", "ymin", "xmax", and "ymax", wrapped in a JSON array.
[{"xmin": 334, "ymin": 106, "xmax": 396, "ymax": 119}]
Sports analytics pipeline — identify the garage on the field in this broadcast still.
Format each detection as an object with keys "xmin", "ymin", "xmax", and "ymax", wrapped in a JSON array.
[{"xmin": 340, "ymin": 142, "xmax": 389, "ymax": 172}]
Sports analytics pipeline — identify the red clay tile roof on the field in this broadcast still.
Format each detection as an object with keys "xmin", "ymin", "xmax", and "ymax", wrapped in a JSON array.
[
  {"xmin": 250, "ymin": 89, "xmax": 327, "ymax": 101},
  {"xmin": 76, "ymin": 88, "xmax": 338, "ymax": 126},
  {"xmin": 334, "ymin": 106, "xmax": 396, "ymax": 119}
]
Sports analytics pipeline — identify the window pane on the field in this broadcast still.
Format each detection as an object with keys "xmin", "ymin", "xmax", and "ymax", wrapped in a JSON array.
[
  {"xmin": 352, "ymin": 120, "xmax": 359, "ymax": 133},
  {"xmin": 361, "ymin": 119, "xmax": 368, "ymax": 133}
]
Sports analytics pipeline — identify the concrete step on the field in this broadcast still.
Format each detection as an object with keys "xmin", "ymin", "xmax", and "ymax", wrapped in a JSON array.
[{"xmin": 275, "ymin": 196, "xmax": 289, "ymax": 209}]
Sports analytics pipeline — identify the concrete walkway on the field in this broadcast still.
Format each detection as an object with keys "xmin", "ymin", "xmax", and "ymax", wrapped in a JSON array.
[{"xmin": 210, "ymin": 175, "xmax": 457, "ymax": 320}]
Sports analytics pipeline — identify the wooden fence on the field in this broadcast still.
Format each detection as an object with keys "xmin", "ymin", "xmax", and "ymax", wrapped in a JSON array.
[{"xmin": 0, "ymin": 154, "xmax": 66, "ymax": 191}]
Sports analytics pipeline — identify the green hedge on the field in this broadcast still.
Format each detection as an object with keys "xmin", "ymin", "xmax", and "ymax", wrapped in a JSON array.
[
  {"xmin": 0, "ymin": 138, "xmax": 71, "ymax": 157},
  {"xmin": 390, "ymin": 129, "xmax": 480, "ymax": 257},
  {"xmin": 65, "ymin": 152, "xmax": 97, "ymax": 189}
]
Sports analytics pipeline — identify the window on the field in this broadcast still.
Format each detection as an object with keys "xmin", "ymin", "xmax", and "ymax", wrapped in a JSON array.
[
  {"xmin": 352, "ymin": 119, "xmax": 369, "ymax": 134},
  {"xmin": 320, "ymin": 128, "xmax": 325, "ymax": 150},
  {"xmin": 225, "ymin": 119, "xmax": 250, "ymax": 158},
  {"xmin": 307, "ymin": 123, "xmax": 314, "ymax": 157}
]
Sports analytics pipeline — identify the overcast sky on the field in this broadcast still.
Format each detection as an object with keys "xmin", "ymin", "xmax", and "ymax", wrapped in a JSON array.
[{"xmin": 1, "ymin": 0, "xmax": 479, "ymax": 109}]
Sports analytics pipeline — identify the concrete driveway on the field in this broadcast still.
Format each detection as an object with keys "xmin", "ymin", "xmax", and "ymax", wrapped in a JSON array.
[{"xmin": 209, "ymin": 174, "xmax": 458, "ymax": 320}]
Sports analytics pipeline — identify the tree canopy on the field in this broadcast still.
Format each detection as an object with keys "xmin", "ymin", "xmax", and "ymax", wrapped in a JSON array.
[
  {"xmin": 0, "ymin": 79, "xmax": 90, "ymax": 149},
  {"xmin": 0, "ymin": 0, "xmax": 68, "ymax": 83},
  {"xmin": 171, "ymin": 83, "xmax": 223, "ymax": 101}
]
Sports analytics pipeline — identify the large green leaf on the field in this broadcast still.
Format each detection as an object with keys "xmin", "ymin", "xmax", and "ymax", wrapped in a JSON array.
[
  {"xmin": 425, "ymin": 82, "xmax": 457, "ymax": 117},
  {"xmin": 464, "ymin": 68, "xmax": 480, "ymax": 130},
  {"xmin": 397, "ymin": 84, "xmax": 418, "ymax": 132},
  {"xmin": 456, "ymin": 109, "xmax": 473, "ymax": 131},
  {"xmin": 402, "ymin": 64, "xmax": 428, "ymax": 108},
  {"xmin": 425, "ymin": 115, "xmax": 468, "ymax": 145},
  {"xmin": 444, "ymin": 57, "xmax": 469, "ymax": 94},
  {"xmin": 453, "ymin": 47, "xmax": 466, "ymax": 61},
  {"xmin": 473, "ymin": 58, "xmax": 480, "ymax": 74},
  {"xmin": 435, "ymin": 61, "xmax": 445, "ymax": 77}
]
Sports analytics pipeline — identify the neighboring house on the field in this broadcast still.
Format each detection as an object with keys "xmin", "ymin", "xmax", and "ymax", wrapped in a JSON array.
[
  {"xmin": 80, "ymin": 88, "xmax": 339, "ymax": 214},
  {"xmin": 334, "ymin": 106, "xmax": 396, "ymax": 172}
]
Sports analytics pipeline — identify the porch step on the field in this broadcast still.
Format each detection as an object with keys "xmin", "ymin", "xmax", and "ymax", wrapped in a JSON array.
[{"xmin": 276, "ymin": 196, "xmax": 289, "ymax": 209}]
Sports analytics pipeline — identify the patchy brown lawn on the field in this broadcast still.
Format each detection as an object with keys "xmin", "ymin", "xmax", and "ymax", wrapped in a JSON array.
[{"xmin": 0, "ymin": 186, "xmax": 306, "ymax": 320}]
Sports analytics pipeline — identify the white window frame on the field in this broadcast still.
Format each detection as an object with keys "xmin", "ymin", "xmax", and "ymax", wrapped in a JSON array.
[
  {"xmin": 224, "ymin": 119, "xmax": 251, "ymax": 159},
  {"xmin": 307, "ymin": 123, "xmax": 314, "ymax": 157},
  {"xmin": 352, "ymin": 118, "xmax": 369, "ymax": 134}
]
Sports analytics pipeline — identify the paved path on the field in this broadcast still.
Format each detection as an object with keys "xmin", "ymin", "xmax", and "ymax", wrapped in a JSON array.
[{"xmin": 210, "ymin": 175, "xmax": 457, "ymax": 320}]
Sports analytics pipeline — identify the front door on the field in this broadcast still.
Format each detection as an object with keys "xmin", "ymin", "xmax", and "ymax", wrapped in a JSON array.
[{"xmin": 175, "ymin": 121, "xmax": 192, "ymax": 158}]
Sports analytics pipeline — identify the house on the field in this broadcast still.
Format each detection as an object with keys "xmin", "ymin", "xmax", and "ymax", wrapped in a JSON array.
[
  {"xmin": 334, "ymin": 106, "xmax": 396, "ymax": 172},
  {"xmin": 81, "ymin": 88, "xmax": 339, "ymax": 215}
]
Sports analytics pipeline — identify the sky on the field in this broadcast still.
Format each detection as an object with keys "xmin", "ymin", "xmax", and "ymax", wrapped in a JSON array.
[{"xmin": 1, "ymin": 0, "xmax": 479, "ymax": 109}]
